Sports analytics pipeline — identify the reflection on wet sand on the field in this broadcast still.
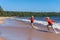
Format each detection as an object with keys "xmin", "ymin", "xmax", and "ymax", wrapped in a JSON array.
[{"xmin": 0, "ymin": 18, "xmax": 60, "ymax": 40}]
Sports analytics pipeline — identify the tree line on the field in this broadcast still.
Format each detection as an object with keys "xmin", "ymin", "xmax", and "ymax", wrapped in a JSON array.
[
  {"xmin": 0, "ymin": 6, "xmax": 60, "ymax": 17},
  {"xmin": 0, "ymin": 11, "xmax": 60, "ymax": 17}
]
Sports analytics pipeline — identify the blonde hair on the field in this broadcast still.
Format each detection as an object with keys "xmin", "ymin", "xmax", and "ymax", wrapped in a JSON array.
[
  {"xmin": 45, "ymin": 17, "xmax": 50, "ymax": 19},
  {"xmin": 32, "ymin": 16, "xmax": 34, "ymax": 17}
]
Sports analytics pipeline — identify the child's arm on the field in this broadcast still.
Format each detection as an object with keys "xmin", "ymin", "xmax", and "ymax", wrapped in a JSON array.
[{"xmin": 52, "ymin": 20, "xmax": 55, "ymax": 23}]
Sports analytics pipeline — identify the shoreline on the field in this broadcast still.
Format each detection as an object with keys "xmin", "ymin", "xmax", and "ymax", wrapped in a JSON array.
[{"xmin": 0, "ymin": 17, "xmax": 60, "ymax": 40}]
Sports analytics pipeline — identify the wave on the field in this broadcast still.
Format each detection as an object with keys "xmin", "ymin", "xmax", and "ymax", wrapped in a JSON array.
[{"xmin": 16, "ymin": 18, "xmax": 60, "ymax": 29}]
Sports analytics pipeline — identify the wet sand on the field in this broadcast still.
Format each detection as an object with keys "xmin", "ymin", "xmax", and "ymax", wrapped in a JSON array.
[{"xmin": 0, "ymin": 18, "xmax": 60, "ymax": 40}]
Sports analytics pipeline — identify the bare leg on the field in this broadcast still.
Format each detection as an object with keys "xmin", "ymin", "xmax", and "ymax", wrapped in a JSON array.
[
  {"xmin": 31, "ymin": 23, "xmax": 34, "ymax": 29},
  {"xmin": 47, "ymin": 25, "xmax": 49, "ymax": 30},
  {"xmin": 51, "ymin": 27, "xmax": 55, "ymax": 32}
]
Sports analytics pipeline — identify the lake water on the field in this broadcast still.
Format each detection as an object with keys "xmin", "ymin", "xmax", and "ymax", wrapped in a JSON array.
[{"xmin": 18, "ymin": 16, "xmax": 60, "ymax": 23}]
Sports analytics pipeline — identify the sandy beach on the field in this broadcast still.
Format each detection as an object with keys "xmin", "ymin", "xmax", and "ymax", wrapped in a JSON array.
[{"xmin": 0, "ymin": 17, "xmax": 60, "ymax": 40}]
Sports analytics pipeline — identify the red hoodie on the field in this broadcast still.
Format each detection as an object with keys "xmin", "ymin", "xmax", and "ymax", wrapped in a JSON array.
[
  {"xmin": 46, "ymin": 18, "xmax": 54, "ymax": 25},
  {"xmin": 30, "ymin": 17, "xmax": 34, "ymax": 23}
]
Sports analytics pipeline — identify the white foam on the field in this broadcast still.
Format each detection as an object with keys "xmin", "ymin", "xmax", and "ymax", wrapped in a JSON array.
[{"xmin": 16, "ymin": 18, "xmax": 47, "ymax": 25}]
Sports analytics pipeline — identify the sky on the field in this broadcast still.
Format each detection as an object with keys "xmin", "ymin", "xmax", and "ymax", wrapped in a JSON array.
[{"xmin": 0, "ymin": 0, "xmax": 60, "ymax": 12}]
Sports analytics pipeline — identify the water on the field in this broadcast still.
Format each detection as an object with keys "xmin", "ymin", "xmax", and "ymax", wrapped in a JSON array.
[
  {"xmin": 18, "ymin": 16, "xmax": 60, "ymax": 23},
  {"xmin": 35, "ymin": 17, "xmax": 60, "ymax": 23}
]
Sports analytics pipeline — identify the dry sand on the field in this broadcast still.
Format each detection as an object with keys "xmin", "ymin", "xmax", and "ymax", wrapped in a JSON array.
[
  {"xmin": 0, "ymin": 17, "xmax": 15, "ymax": 24},
  {"xmin": 0, "ymin": 17, "xmax": 9, "ymax": 20},
  {"xmin": 0, "ymin": 17, "xmax": 60, "ymax": 40},
  {"xmin": 0, "ymin": 17, "xmax": 8, "ymax": 24}
]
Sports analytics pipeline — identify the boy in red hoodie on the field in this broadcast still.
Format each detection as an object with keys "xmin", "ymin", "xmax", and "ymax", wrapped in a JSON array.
[
  {"xmin": 30, "ymin": 16, "xmax": 34, "ymax": 28},
  {"xmin": 45, "ymin": 17, "xmax": 55, "ymax": 32}
]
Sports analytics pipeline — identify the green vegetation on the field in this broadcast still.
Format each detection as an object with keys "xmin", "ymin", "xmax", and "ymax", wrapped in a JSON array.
[{"xmin": 0, "ymin": 6, "xmax": 60, "ymax": 17}]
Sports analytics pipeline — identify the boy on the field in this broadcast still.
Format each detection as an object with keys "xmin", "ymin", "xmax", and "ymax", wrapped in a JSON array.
[
  {"xmin": 30, "ymin": 16, "xmax": 34, "ymax": 28},
  {"xmin": 45, "ymin": 17, "xmax": 55, "ymax": 32}
]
